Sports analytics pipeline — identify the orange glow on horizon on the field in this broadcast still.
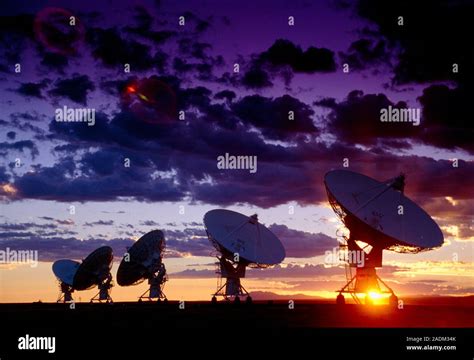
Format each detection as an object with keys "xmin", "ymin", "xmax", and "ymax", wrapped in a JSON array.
[{"xmin": 365, "ymin": 290, "xmax": 389, "ymax": 305}]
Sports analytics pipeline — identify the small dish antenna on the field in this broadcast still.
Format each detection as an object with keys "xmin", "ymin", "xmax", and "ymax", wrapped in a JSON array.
[
  {"xmin": 52, "ymin": 246, "xmax": 114, "ymax": 303},
  {"xmin": 116, "ymin": 230, "xmax": 168, "ymax": 302}
]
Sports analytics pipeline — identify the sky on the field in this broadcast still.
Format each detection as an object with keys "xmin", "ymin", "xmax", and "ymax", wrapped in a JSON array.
[{"xmin": 0, "ymin": 0, "xmax": 473, "ymax": 302}]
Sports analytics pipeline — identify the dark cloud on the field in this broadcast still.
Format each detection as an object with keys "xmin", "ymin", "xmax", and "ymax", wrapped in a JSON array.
[
  {"xmin": 418, "ymin": 84, "xmax": 473, "ymax": 154},
  {"xmin": 317, "ymin": 90, "xmax": 419, "ymax": 145},
  {"xmin": 172, "ymin": 55, "xmax": 223, "ymax": 81},
  {"xmin": 339, "ymin": 38, "xmax": 389, "ymax": 70},
  {"xmin": 319, "ymin": 87, "xmax": 473, "ymax": 153},
  {"xmin": 0, "ymin": 225, "xmax": 209, "ymax": 261},
  {"xmin": 83, "ymin": 220, "xmax": 114, "ymax": 227},
  {"xmin": 178, "ymin": 39, "xmax": 212, "ymax": 60},
  {"xmin": 6, "ymin": 131, "xmax": 16, "ymax": 140},
  {"xmin": 0, "ymin": 236, "xmax": 133, "ymax": 262},
  {"xmin": 181, "ymin": 11, "xmax": 212, "ymax": 33},
  {"xmin": 86, "ymin": 27, "xmax": 155, "ymax": 71},
  {"xmin": 0, "ymin": 140, "xmax": 39, "ymax": 158},
  {"xmin": 15, "ymin": 80, "xmax": 49, "ymax": 99},
  {"xmin": 11, "ymin": 157, "xmax": 184, "ymax": 202},
  {"xmin": 0, "ymin": 14, "xmax": 34, "ymax": 39},
  {"xmin": 0, "ymin": 166, "xmax": 10, "ymax": 183},
  {"xmin": 79, "ymin": 149, "xmax": 125, "ymax": 176},
  {"xmin": 214, "ymin": 90, "xmax": 236, "ymax": 102},
  {"xmin": 0, "ymin": 222, "xmax": 57, "ymax": 231},
  {"xmin": 422, "ymin": 197, "xmax": 474, "ymax": 240},
  {"xmin": 5, "ymin": 111, "xmax": 47, "ymax": 137},
  {"xmin": 40, "ymin": 52, "xmax": 69, "ymax": 71},
  {"xmin": 269, "ymin": 224, "xmax": 337, "ymax": 258},
  {"xmin": 0, "ymin": 14, "xmax": 33, "ymax": 66},
  {"xmin": 232, "ymin": 94, "xmax": 317, "ymax": 140},
  {"xmin": 48, "ymin": 74, "xmax": 95, "ymax": 104},
  {"xmin": 259, "ymin": 39, "xmax": 337, "ymax": 73},
  {"xmin": 241, "ymin": 66, "xmax": 272, "ymax": 88},
  {"xmin": 354, "ymin": 0, "xmax": 473, "ymax": 85},
  {"xmin": 140, "ymin": 220, "xmax": 160, "ymax": 226},
  {"xmin": 124, "ymin": 6, "xmax": 176, "ymax": 45},
  {"xmin": 38, "ymin": 216, "xmax": 75, "ymax": 226}
]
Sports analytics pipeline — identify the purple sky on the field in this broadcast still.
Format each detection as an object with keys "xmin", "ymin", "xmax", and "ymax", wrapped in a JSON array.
[{"xmin": 0, "ymin": 0, "xmax": 473, "ymax": 300}]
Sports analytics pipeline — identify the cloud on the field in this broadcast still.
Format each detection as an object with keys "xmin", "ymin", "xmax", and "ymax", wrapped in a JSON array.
[
  {"xmin": 83, "ymin": 220, "xmax": 114, "ymax": 227},
  {"xmin": 15, "ymin": 80, "xmax": 49, "ymax": 99},
  {"xmin": 48, "ymin": 74, "xmax": 95, "ymax": 104},
  {"xmin": 0, "ymin": 222, "xmax": 57, "ymax": 231},
  {"xmin": 11, "ymin": 158, "xmax": 185, "ymax": 202},
  {"xmin": 0, "ymin": 225, "xmax": 210, "ymax": 261},
  {"xmin": 40, "ymin": 52, "xmax": 69, "ymax": 72},
  {"xmin": 165, "ymin": 227, "xmax": 210, "ymax": 257},
  {"xmin": 317, "ymin": 90, "xmax": 419, "ymax": 145},
  {"xmin": 140, "ymin": 220, "xmax": 160, "ymax": 226},
  {"xmin": 0, "ymin": 140, "xmax": 39, "ymax": 158},
  {"xmin": 241, "ymin": 66, "xmax": 272, "ymax": 88},
  {"xmin": 172, "ymin": 263, "xmax": 403, "ymax": 279},
  {"xmin": 269, "ymin": 224, "xmax": 338, "ymax": 258},
  {"xmin": 86, "ymin": 27, "xmax": 156, "ymax": 71},
  {"xmin": 421, "ymin": 197, "xmax": 474, "ymax": 240},
  {"xmin": 259, "ymin": 39, "xmax": 337, "ymax": 73},
  {"xmin": 418, "ymin": 84, "xmax": 473, "ymax": 154},
  {"xmin": 0, "ymin": 236, "xmax": 133, "ymax": 262},
  {"xmin": 353, "ymin": 0, "xmax": 473, "ymax": 85},
  {"xmin": 339, "ymin": 38, "xmax": 389, "ymax": 71},
  {"xmin": 214, "ymin": 90, "xmax": 236, "ymax": 102},
  {"xmin": 38, "ymin": 216, "xmax": 75, "ymax": 226},
  {"xmin": 232, "ymin": 94, "xmax": 318, "ymax": 140}
]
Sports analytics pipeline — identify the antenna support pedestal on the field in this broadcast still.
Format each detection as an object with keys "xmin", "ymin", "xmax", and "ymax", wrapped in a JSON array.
[
  {"xmin": 139, "ymin": 263, "xmax": 168, "ymax": 302},
  {"xmin": 213, "ymin": 257, "xmax": 250, "ymax": 301}
]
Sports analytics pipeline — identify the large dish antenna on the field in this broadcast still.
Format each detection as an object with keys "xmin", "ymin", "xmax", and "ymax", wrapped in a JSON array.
[{"xmin": 324, "ymin": 170, "xmax": 444, "ymax": 305}]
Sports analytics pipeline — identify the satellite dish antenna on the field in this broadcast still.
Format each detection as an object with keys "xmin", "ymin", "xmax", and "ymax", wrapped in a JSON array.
[
  {"xmin": 116, "ymin": 230, "xmax": 168, "ymax": 302},
  {"xmin": 324, "ymin": 170, "xmax": 444, "ymax": 305},
  {"xmin": 204, "ymin": 209, "xmax": 286, "ymax": 303},
  {"xmin": 52, "ymin": 246, "xmax": 114, "ymax": 303},
  {"xmin": 52, "ymin": 259, "xmax": 80, "ymax": 302}
]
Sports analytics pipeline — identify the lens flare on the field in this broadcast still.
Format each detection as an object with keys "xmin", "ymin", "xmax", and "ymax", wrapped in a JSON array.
[
  {"xmin": 34, "ymin": 7, "xmax": 84, "ymax": 55},
  {"xmin": 122, "ymin": 76, "xmax": 177, "ymax": 124}
]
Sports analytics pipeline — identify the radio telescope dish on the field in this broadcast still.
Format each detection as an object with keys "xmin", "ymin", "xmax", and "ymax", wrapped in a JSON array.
[
  {"xmin": 204, "ymin": 209, "xmax": 285, "ymax": 303},
  {"xmin": 116, "ymin": 230, "xmax": 168, "ymax": 302},
  {"xmin": 324, "ymin": 170, "xmax": 444, "ymax": 305},
  {"xmin": 52, "ymin": 259, "xmax": 80, "ymax": 302},
  {"xmin": 51, "ymin": 246, "xmax": 114, "ymax": 303}
]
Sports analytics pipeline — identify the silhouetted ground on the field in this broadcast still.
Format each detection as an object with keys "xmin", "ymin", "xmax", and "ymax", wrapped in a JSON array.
[
  {"xmin": 1, "ymin": 300, "xmax": 473, "ymax": 327},
  {"xmin": 1, "ymin": 301, "xmax": 472, "ymax": 358}
]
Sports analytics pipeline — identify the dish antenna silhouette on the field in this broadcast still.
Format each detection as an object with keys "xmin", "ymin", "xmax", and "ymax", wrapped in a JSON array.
[
  {"xmin": 204, "ymin": 209, "xmax": 285, "ymax": 303},
  {"xmin": 116, "ymin": 230, "xmax": 168, "ymax": 302},
  {"xmin": 52, "ymin": 246, "xmax": 114, "ymax": 303},
  {"xmin": 324, "ymin": 170, "xmax": 443, "ymax": 305}
]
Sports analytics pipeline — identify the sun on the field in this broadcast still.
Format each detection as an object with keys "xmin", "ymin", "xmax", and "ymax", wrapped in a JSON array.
[
  {"xmin": 365, "ymin": 290, "xmax": 388, "ymax": 305},
  {"xmin": 368, "ymin": 291, "xmax": 383, "ymax": 300}
]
